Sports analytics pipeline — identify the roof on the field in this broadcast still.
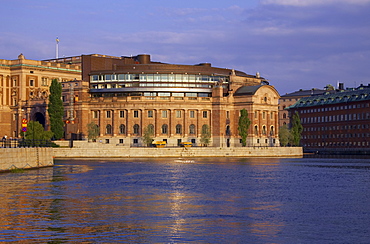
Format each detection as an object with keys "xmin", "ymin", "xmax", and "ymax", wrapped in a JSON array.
[
  {"xmin": 234, "ymin": 85, "xmax": 263, "ymax": 96},
  {"xmin": 280, "ymin": 89, "xmax": 326, "ymax": 98},
  {"xmin": 287, "ymin": 87, "xmax": 370, "ymax": 109}
]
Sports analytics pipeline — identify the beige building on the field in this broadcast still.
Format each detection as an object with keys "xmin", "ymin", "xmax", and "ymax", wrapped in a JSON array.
[
  {"xmin": 62, "ymin": 54, "xmax": 280, "ymax": 147},
  {"xmin": 0, "ymin": 54, "xmax": 81, "ymax": 138}
]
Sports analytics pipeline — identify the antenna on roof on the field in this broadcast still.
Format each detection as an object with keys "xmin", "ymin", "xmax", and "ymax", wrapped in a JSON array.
[{"xmin": 56, "ymin": 37, "xmax": 60, "ymax": 59}]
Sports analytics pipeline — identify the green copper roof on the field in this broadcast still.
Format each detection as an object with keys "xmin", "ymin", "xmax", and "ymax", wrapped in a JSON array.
[{"xmin": 287, "ymin": 88, "xmax": 370, "ymax": 109}]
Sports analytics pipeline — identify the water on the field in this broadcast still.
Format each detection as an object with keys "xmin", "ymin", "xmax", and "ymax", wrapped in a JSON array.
[{"xmin": 1, "ymin": 157, "xmax": 369, "ymax": 243}]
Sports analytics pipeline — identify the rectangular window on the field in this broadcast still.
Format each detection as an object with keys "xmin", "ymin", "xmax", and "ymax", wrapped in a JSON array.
[
  {"xmin": 30, "ymin": 79, "xmax": 34, "ymax": 86},
  {"xmin": 106, "ymin": 111, "xmax": 111, "ymax": 118},
  {"xmin": 203, "ymin": 111, "xmax": 208, "ymax": 118},
  {"xmin": 226, "ymin": 111, "xmax": 230, "ymax": 119},
  {"xmin": 148, "ymin": 110, "xmax": 153, "ymax": 118},
  {"xmin": 119, "ymin": 111, "xmax": 125, "ymax": 118},
  {"xmin": 254, "ymin": 111, "xmax": 258, "ymax": 118},
  {"xmin": 190, "ymin": 110, "xmax": 195, "ymax": 118},
  {"xmin": 176, "ymin": 110, "xmax": 181, "ymax": 118},
  {"xmin": 162, "ymin": 110, "xmax": 168, "ymax": 118},
  {"xmin": 134, "ymin": 110, "xmax": 139, "ymax": 118},
  {"xmin": 92, "ymin": 111, "xmax": 99, "ymax": 118}
]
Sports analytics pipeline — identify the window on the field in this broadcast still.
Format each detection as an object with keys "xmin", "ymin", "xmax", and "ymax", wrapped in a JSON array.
[
  {"xmin": 134, "ymin": 110, "xmax": 139, "ymax": 118},
  {"xmin": 203, "ymin": 111, "xmax": 208, "ymax": 118},
  {"xmin": 162, "ymin": 110, "xmax": 168, "ymax": 118},
  {"xmin": 133, "ymin": 124, "xmax": 140, "ymax": 135},
  {"xmin": 148, "ymin": 110, "xmax": 153, "ymax": 118},
  {"xmin": 226, "ymin": 111, "xmax": 230, "ymax": 119},
  {"xmin": 263, "ymin": 112, "xmax": 266, "ymax": 119},
  {"xmin": 106, "ymin": 111, "xmax": 111, "ymax": 118},
  {"xmin": 106, "ymin": 124, "xmax": 112, "ymax": 134},
  {"xmin": 176, "ymin": 110, "xmax": 181, "ymax": 118},
  {"xmin": 189, "ymin": 124, "xmax": 196, "ymax": 134},
  {"xmin": 176, "ymin": 124, "xmax": 182, "ymax": 134},
  {"xmin": 254, "ymin": 111, "xmax": 258, "ymax": 118},
  {"xmin": 162, "ymin": 124, "xmax": 168, "ymax": 134},
  {"xmin": 92, "ymin": 111, "xmax": 99, "ymax": 118},
  {"xmin": 29, "ymin": 79, "xmax": 34, "ymax": 86},
  {"xmin": 190, "ymin": 110, "xmax": 195, "ymax": 118},
  {"xmin": 254, "ymin": 125, "xmax": 258, "ymax": 135},
  {"xmin": 226, "ymin": 125, "xmax": 231, "ymax": 136},
  {"xmin": 119, "ymin": 124, "xmax": 125, "ymax": 134},
  {"xmin": 119, "ymin": 111, "xmax": 125, "ymax": 118}
]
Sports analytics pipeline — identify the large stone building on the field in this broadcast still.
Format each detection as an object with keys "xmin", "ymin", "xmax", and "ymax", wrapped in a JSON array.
[
  {"xmin": 287, "ymin": 84, "xmax": 370, "ymax": 151},
  {"xmin": 0, "ymin": 54, "xmax": 81, "ymax": 138},
  {"xmin": 62, "ymin": 54, "xmax": 280, "ymax": 147}
]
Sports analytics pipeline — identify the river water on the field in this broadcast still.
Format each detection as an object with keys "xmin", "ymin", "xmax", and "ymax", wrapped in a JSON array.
[{"xmin": 0, "ymin": 156, "xmax": 369, "ymax": 243}]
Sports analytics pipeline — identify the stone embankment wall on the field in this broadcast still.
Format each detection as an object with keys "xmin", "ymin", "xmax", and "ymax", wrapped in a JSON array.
[
  {"xmin": 54, "ymin": 141, "xmax": 302, "ymax": 158},
  {"xmin": 0, "ymin": 148, "xmax": 54, "ymax": 172}
]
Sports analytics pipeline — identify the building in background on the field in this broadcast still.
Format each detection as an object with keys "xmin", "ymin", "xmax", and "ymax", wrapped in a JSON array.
[
  {"xmin": 0, "ymin": 54, "xmax": 81, "ymax": 138},
  {"xmin": 279, "ymin": 88, "xmax": 326, "ymax": 128},
  {"xmin": 62, "ymin": 54, "xmax": 280, "ymax": 147},
  {"xmin": 287, "ymin": 84, "xmax": 370, "ymax": 153}
]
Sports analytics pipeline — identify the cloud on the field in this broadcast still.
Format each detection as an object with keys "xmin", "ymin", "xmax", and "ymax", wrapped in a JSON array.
[{"xmin": 261, "ymin": 0, "xmax": 370, "ymax": 6}]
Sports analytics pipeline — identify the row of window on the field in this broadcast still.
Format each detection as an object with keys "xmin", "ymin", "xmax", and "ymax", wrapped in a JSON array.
[
  {"xmin": 304, "ymin": 124, "xmax": 370, "ymax": 132},
  {"xmin": 104, "ymin": 124, "xmax": 208, "ymax": 135},
  {"xmin": 301, "ymin": 112, "xmax": 370, "ymax": 124},
  {"xmin": 91, "ymin": 83, "xmax": 214, "ymax": 89},
  {"xmin": 91, "ymin": 74, "xmax": 228, "ymax": 83},
  {"xmin": 93, "ymin": 110, "xmax": 210, "ymax": 119},
  {"xmin": 300, "ymin": 103, "xmax": 369, "ymax": 114},
  {"xmin": 304, "ymin": 141, "xmax": 370, "ymax": 147},
  {"xmin": 303, "ymin": 133, "xmax": 370, "ymax": 139}
]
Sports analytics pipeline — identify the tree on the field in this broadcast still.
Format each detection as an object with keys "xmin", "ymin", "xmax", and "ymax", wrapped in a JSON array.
[
  {"xmin": 238, "ymin": 108, "xmax": 251, "ymax": 146},
  {"xmin": 87, "ymin": 122, "xmax": 100, "ymax": 142},
  {"xmin": 142, "ymin": 124, "xmax": 154, "ymax": 146},
  {"xmin": 48, "ymin": 79, "xmax": 64, "ymax": 140},
  {"xmin": 200, "ymin": 124, "xmax": 211, "ymax": 146},
  {"xmin": 290, "ymin": 111, "xmax": 303, "ymax": 146},
  {"xmin": 23, "ymin": 121, "xmax": 54, "ymax": 140},
  {"xmin": 279, "ymin": 124, "xmax": 292, "ymax": 146}
]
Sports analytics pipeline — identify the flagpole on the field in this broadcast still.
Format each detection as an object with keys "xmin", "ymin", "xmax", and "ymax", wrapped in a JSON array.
[{"xmin": 56, "ymin": 37, "xmax": 59, "ymax": 59}]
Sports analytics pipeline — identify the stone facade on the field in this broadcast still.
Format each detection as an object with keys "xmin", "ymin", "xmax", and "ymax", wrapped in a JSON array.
[
  {"xmin": 62, "ymin": 54, "xmax": 280, "ymax": 147},
  {"xmin": 0, "ymin": 54, "xmax": 81, "ymax": 138}
]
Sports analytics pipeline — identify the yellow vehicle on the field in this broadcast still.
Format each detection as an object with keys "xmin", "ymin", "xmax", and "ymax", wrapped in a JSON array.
[
  {"xmin": 180, "ymin": 142, "xmax": 192, "ymax": 147},
  {"xmin": 152, "ymin": 141, "xmax": 166, "ymax": 148}
]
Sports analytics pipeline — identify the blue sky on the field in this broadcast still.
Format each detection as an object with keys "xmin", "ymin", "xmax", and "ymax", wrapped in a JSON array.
[{"xmin": 1, "ymin": 0, "xmax": 370, "ymax": 94}]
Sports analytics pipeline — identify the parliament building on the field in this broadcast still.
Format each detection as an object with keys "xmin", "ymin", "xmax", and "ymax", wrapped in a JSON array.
[{"xmin": 1, "ymin": 53, "xmax": 281, "ymax": 147}]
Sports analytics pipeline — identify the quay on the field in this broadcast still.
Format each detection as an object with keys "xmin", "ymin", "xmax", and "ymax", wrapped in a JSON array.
[{"xmin": 0, "ymin": 140, "xmax": 302, "ymax": 172}]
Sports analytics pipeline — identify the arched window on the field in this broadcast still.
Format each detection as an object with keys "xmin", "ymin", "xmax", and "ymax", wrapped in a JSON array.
[
  {"xmin": 147, "ymin": 124, "xmax": 154, "ymax": 134},
  {"xmin": 201, "ymin": 124, "xmax": 209, "ymax": 134},
  {"xmin": 254, "ymin": 125, "xmax": 258, "ymax": 135},
  {"xmin": 133, "ymin": 124, "xmax": 140, "ymax": 135},
  {"xmin": 226, "ymin": 125, "xmax": 231, "ymax": 136},
  {"xmin": 106, "ymin": 124, "xmax": 112, "ymax": 134},
  {"xmin": 162, "ymin": 124, "xmax": 168, "ymax": 134},
  {"xmin": 270, "ymin": 126, "xmax": 274, "ymax": 136},
  {"xmin": 176, "ymin": 124, "xmax": 182, "ymax": 134},
  {"xmin": 262, "ymin": 125, "xmax": 266, "ymax": 135},
  {"xmin": 189, "ymin": 124, "xmax": 195, "ymax": 134},
  {"xmin": 119, "ymin": 124, "xmax": 125, "ymax": 134},
  {"xmin": 283, "ymin": 113, "xmax": 287, "ymax": 119}
]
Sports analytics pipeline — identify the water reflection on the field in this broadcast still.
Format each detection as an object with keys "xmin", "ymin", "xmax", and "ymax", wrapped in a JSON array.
[{"xmin": 0, "ymin": 157, "xmax": 369, "ymax": 243}]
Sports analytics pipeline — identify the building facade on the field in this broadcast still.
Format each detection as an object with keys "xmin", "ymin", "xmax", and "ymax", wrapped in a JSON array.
[
  {"xmin": 0, "ymin": 54, "xmax": 81, "ymax": 138},
  {"xmin": 287, "ymin": 85, "xmax": 370, "ymax": 150},
  {"xmin": 279, "ymin": 88, "xmax": 326, "ymax": 128},
  {"xmin": 62, "ymin": 54, "xmax": 280, "ymax": 147}
]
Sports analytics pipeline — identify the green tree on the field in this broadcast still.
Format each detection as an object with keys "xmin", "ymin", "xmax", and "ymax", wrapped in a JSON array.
[
  {"xmin": 87, "ymin": 122, "xmax": 100, "ymax": 142},
  {"xmin": 48, "ymin": 79, "xmax": 64, "ymax": 140},
  {"xmin": 200, "ymin": 124, "xmax": 211, "ymax": 146},
  {"xmin": 238, "ymin": 108, "xmax": 251, "ymax": 146},
  {"xmin": 24, "ymin": 121, "xmax": 54, "ymax": 140},
  {"xmin": 279, "ymin": 124, "xmax": 292, "ymax": 146},
  {"xmin": 142, "ymin": 124, "xmax": 154, "ymax": 146},
  {"xmin": 291, "ymin": 111, "xmax": 303, "ymax": 146}
]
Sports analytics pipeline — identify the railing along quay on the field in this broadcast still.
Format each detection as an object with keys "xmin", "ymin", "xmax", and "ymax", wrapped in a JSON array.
[{"xmin": 1, "ymin": 139, "xmax": 56, "ymax": 148}]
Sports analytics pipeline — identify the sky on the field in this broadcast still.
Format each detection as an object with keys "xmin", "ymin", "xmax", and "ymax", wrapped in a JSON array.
[{"xmin": 1, "ymin": 0, "xmax": 370, "ymax": 95}]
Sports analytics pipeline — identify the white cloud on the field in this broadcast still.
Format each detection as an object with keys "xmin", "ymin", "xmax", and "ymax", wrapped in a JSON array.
[{"xmin": 262, "ymin": 0, "xmax": 370, "ymax": 6}]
